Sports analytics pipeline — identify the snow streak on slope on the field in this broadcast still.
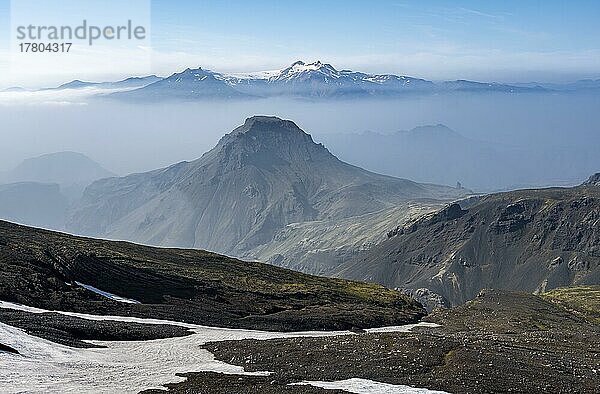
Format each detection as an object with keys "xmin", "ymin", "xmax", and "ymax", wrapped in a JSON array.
[
  {"xmin": 0, "ymin": 301, "xmax": 439, "ymax": 394},
  {"xmin": 74, "ymin": 282, "xmax": 141, "ymax": 304}
]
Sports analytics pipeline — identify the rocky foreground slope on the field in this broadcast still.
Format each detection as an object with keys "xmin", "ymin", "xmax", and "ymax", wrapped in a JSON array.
[
  {"xmin": 335, "ymin": 180, "xmax": 600, "ymax": 308},
  {"xmin": 145, "ymin": 287, "xmax": 600, "ymax": 393},
  {"xmin": 0, "ymin": 220, "xmax": 425, "ymax": 331}
]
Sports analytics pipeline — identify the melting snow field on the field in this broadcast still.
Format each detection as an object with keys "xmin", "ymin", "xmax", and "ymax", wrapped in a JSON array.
[
  {"xmin": 292, "ymin": 378, "xmax": 449, "ymax": 394},
  {"xmin": 0, "ymin": 301, "xmax": 441, "ymax": 393}
]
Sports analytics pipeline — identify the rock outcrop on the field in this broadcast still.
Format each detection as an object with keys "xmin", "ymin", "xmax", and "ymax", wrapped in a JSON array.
[{"xmin": 335, "ymin": 183, "xmax": 600, "ymax": 306}]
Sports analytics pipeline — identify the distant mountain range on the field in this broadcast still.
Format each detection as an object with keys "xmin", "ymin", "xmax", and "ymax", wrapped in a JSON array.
[
  {"xmin": 110, "ymin": 68, "xmax": 247, "ymax": 100},
  {"xmin": 9, "ymin": 60, "xmax": 598, "ymax": 101},
  {"xmin": 319, "ymin": 124, "xmax": 599, "ymax": 192},
  {"xmin": 0, "ymin": 219, "xmax": 424, "ymax": 331},
  {"xmin": 107, "ymin": 61, "xmax": 546, "ymax": 100},
  {"xmin": 45, "ymin": 75, "xmax": 163, "ymax": 91},
  {"xmin": 67, "ymin": 116, "xmax": 468, "ymax": 270}
]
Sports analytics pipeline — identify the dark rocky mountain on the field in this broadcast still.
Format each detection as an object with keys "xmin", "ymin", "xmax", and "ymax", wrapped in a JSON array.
[
  {"xmin": 584, "ymin": 172, "xmax": 600, "ymax": 186},
  {"xmin": 0, "ymin": 182, "xmax": 68, "ymax": 229},
  {"xmin": 335, "ymin": 182, "xmax": 600, "ymax": 308},
  {"xmin": 67, "ymin": 116, "xmax": 467, "ymax": 265},
  {"xmin": 0, "ymin": 219, "xmax": 424, "ymax": 331}
]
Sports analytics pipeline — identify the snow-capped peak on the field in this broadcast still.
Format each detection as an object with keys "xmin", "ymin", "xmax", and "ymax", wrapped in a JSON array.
[
  {"xmin": 288, "ymin": 60, "xmax": 326, "ymax": 72},
  {"xmin": 223, "ymin": 69, "xmax": 282, "ymax": 81},
  {"xmin": 272, "ymin": 60, "xmax": 341, "ymax": 82}
]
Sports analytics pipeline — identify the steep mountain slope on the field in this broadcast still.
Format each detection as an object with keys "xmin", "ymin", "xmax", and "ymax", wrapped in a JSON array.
[
  {"xmin": 335, "ymin": 182, "xmax": 600, "ymax": 307},
  {"xmin": 67, "ymin": 116, "xmax": 466, "ymax": 266},
  {"xmin": 0, "ymin": 220, "xmax": 425, "ymax": 330},
  {"xmin": 0, "ymin": 182, "xmax": 68, "ymax": 229},
  {"xmin": 249, "ymin": 201, "xmax": 445, "ymax": 275},
  {"xmin": 584, "ymin": 172, "xmax": 600, "ymax": 186}
]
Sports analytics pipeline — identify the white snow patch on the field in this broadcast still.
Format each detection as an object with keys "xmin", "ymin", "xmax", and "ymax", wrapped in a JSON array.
[
  {"xmin": 225, "ymin": 69, "xmax": 282, "ymax": 80},
  {"xmin": 0, "ymin": 301, "xmax": 435, "ymax": 393},
  {"xmin": 291, "ymin": 378, "xmax": 449, "ymax": 394},
  {"xmin": 366, "ymin": 322, "xmax": 440, "ymax": 333},
  {"xmin": 74, "ymin": 282, "xmax": 141, "ymax": 304}
]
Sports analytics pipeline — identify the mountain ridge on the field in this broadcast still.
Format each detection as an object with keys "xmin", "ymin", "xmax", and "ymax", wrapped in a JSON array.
[
  {"xmin": 17, "ymin": 60, "xmax": 561, "ymax": 101},
  {"xmin": 0, "ymin": 219, "xmax": 426, "ymax": 331},
  {"xmin": 334, "ymin": 182, "xmax": 600, "ymax": 308},
  {"xmin": 11, "ymin": 61, "xmax": 599, "ymax": 99}
]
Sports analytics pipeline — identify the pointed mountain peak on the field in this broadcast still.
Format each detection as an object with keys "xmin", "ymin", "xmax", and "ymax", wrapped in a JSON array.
[
  {"xmin": 288, "ymin": 60, "xmax": 333, "ymax": 71},
  {"xmin": 276, "ymin": 61, "xmax": 340, "ymax": 80}
]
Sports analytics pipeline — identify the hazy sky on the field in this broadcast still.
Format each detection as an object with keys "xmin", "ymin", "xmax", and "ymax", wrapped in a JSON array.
[{"xmin": 0, "ymin": 0, "xmax": 599, "ymax": 87}]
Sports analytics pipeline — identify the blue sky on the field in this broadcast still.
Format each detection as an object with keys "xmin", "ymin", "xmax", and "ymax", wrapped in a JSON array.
[{"xmin": 1, "ymin": 0, "xmax": 599, "ymax": 85}]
